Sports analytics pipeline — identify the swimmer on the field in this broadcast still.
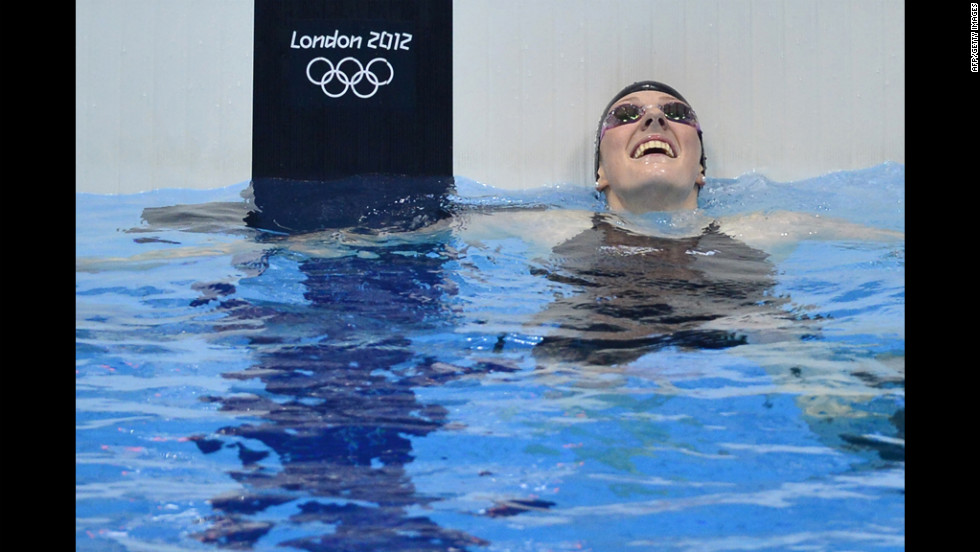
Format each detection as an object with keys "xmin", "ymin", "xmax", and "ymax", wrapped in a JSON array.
[
  {"xmin": 518, "ymin": 80, "xmax": 901, "ymax": 364},
  {"xmin": 588, "ymin": 80, "xmax": 902, "ymax": 257},
  {"xmin": 456, "ymin": 79, "xmax": 900, "ymax": 261}
]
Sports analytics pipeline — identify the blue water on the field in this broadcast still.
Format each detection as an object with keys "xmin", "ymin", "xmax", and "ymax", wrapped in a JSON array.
[{"xmin": 76, "ymin": 163, "xmax": 904, "ymax": 551}]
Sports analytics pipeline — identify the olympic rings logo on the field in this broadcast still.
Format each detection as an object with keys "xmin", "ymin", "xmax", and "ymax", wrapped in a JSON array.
[{"xmin": 305, "ymin": 57, "xmax": 394, "ymax": 99}]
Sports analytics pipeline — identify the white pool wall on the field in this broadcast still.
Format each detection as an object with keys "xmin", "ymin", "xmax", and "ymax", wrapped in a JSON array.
[{"xmin": 75, "ymin": 0, "xmax": 904, "ymax": 195}]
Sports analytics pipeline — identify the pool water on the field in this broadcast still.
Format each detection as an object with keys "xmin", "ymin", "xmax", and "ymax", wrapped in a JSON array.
[{"xmin": 76, "ymin": 163, "xmax": 904, "ymax": 551}]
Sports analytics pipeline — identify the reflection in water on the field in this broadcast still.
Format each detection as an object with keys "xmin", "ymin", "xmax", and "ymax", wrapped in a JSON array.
[
  {"xmin": 139, "ymin": 181, "xmax": 488, "ymax": 550},
  {"xmin": 189, "ymin": 241, "xmax": 489, "ymax": 550}
]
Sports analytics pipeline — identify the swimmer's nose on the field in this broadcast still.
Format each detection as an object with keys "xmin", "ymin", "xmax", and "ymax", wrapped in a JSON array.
[{"xmin": 640, "ymin": 110, "xmax": 669, "ymax": 131}]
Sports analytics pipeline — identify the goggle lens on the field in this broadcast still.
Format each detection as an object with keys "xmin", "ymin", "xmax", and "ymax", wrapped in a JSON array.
[{"xmin": 601, "ymin": 102, "xmax": 699, "ymax": 138}]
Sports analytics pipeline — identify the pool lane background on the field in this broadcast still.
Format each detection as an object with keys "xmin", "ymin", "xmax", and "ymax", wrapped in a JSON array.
[{"xmin": 75, "ymin": 0, "xmax": 905, "ymax": 195}]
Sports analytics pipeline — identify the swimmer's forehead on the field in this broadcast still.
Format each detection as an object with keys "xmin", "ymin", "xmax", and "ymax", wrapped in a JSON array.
[{"xmin": 612, "ymin": 92, "xmax": 688, "ymax": 107}]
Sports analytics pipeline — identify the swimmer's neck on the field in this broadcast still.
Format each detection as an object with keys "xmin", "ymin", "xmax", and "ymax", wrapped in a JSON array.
[
  {"xmin": 603, "ymin": 189, "xmax": 699, "ymax": 213},
  {"xmin": 596, "ymin": 208, "xmax": 715, "ymax": 239}
]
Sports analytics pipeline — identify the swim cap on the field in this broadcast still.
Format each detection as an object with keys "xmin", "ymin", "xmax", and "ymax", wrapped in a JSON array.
[{"xmin": 594, "ymin": 80, "xmax": 706, "ymax": 180}]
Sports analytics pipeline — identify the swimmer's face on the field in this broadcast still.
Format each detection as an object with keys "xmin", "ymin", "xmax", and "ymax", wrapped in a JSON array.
[{"xmin": 596, "ymin": 91, "xmax": 705, "ymax": 212}]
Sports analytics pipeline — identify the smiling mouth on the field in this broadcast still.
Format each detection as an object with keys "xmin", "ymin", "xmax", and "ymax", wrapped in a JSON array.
[{"xmin": 632, "ymin": 140, "xmax": 675, "ymax": 159}]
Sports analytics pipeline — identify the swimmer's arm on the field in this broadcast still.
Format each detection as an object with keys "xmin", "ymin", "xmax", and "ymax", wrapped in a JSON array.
[
  {"xmin": 453, "ymin": 208, "xmax": 594, "ymax": 256},
  {"xmin": 717, "ymin": 210, "xmax": 904, "ymax": 255},
  {"xmin": 75, "ymin": 240, "xmax": 270, "ymax": 275}
]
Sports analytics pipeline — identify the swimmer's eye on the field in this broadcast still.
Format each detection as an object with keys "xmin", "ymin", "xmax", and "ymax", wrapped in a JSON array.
[
  {"xmin": 660, "ymin": 102, "xmax": 698, "ymax": 126},
  {"xmin": 599, "ymin": 104, "xmax": 645, "ymax": 138},
  {"xmin": 610, "ymin": 104, "xmax": 644, "ymax": 124}
]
